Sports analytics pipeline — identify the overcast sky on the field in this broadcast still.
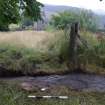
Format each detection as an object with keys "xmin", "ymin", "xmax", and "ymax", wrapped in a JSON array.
[{"xmin": 38, "ymin": 0, "xmax": 105, "ymax": 11}]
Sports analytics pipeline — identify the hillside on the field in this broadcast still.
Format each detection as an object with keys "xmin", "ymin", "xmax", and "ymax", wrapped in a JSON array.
[
  {"xmin": 44, "ymin": 4, "xmax": 105, "ymax": 15},
  {"xmin": 44, "ymin": 4, "xmax": 105, "ymax": 29}
]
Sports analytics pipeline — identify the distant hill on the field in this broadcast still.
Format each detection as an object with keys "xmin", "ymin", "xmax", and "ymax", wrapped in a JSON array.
[
  {"xmin": 44, "ymin": 4, "xmax": 82, "ymax": 18},
  {"xmin": 44, "ymin": 4, "xmax": 80, "ymax": 13},
  {"xmin": 43, "ymin": 4, "xmax": 105, "ymax": 29},
  {"xmin": 44, "ymin": 4, "xmax": 105, "ymax": 16}
]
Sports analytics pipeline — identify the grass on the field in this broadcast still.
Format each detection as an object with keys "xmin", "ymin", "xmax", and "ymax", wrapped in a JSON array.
[
  {"xmin": 0, "ymin": 82, "xmax": 105, "ymax": 105},
  {"xmin": 0, "ymin": 31, "xmax": 55, "ymax": 50},
  {"xmin": 78, "ymin": 31, "xmax": 105, "ymax": 74},
  {"xmin": 0, "ymin": 44, "xmax": 66, "ymax": 75},
  {"xmin": 0, "ymin": 30, "xmax": 105, "ymax": 104},
  {"xmin": 0, "ymin": 30, "xmax": 105, "ymax": 75},
  {"xmin": 0, "ymin": 30, "xmax": 68, "ymax": 75}
]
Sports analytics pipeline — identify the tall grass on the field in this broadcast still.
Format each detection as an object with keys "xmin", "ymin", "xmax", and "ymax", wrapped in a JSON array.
[
  {"xmin": 0, "ymin": 31, "xmax": 55, "ymax": 50},
  {"xmin": 0, "ymin": 30, "xmax": 105, "ymax": 74},
  {"xmin": 48, "ymin": 30, "xmax": 105, "ymax": 74},
  {"xmin": 77, "ymin": 31, "xmax": 105, "ymax": 73}
]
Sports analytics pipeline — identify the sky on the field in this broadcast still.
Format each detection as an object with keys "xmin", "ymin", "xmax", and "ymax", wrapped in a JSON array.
[{"xmin": 38, "ymin": 0, "xmax": 105, "ymax": 11}]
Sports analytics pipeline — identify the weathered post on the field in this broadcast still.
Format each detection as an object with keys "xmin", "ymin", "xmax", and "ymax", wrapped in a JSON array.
[{"xmin": 68, "ymin": 22, "xmax": 78, "ymax": 70}]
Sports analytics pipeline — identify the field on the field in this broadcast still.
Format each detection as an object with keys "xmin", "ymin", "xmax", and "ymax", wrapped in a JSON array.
[
  {"xmin": 0, "ymin": 30, "xmax": 105, "ymax": 105},
  {"xmin": 0, "ymin": 31, "xmax": 55, "ymax": 50},
  {"xmin": 1, "ymin": 1, "xmax": 105, "ymax": 104},
  {"xmin": 0, "ymin": 30, "xmax": 105, "ymax": 75},
  {"xmin": 0, "ymin": 30, "xmax": 67, "ymax": 75}
]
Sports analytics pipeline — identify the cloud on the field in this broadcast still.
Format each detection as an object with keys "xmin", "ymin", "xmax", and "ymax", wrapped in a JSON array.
[{"xmin": 38, "ymin": 0, "xmax": 105, "ymax": 10}]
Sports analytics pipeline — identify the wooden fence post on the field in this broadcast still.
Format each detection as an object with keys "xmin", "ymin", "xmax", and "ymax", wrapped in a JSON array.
[{"xmin": 68, "ymin": 22, "xmax": 78, "ymax": 70}]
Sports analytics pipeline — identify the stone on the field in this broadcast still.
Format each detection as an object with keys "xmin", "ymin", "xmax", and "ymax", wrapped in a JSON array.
[{"xmin": 19, "ymin": 82, "xmax": 38, "ymax": 91}]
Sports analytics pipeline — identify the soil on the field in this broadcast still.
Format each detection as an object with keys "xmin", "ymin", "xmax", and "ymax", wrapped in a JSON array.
[{"xmin": 1, "ymin": 74, "xmax": 105, "ymax": 92}]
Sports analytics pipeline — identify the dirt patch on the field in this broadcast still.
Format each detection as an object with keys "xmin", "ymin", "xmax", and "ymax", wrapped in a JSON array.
[{"xmin": 1, "ymin": 74, "xmax": 105, "ymax": 92}]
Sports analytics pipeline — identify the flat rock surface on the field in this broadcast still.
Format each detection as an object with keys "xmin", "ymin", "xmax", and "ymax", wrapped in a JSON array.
[{"xmin": 1, "ymin": 74, "xmax": 105, "ymax": 92}]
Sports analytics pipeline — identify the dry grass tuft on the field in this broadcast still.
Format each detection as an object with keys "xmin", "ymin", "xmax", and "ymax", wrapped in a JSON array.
[{"xmin": 0, "ymin": 31, "xmax": 55, "ymax": 50}]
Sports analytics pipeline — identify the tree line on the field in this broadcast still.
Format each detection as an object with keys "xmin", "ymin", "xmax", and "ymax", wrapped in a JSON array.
[{"xmin": 50, "ymin": 10, "xmax": 99, "ymax": 32}]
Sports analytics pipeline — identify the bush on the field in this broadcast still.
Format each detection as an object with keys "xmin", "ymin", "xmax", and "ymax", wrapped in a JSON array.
[
  {"xmin": 47, "ymin": 30, "xmax": 105, "ymax": 74},
  {"xmin": 51, "ymin": 10, "xmax": 98, "ymax": 32}
]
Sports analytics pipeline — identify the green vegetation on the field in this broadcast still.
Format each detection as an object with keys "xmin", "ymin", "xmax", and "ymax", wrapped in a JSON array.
[
  {"xmin": 0, "ymin": 82, "xmax": 105, "ymax": 105},
  {"xmin": 51, "ymin": 10, "xmax": 98, "ymax": 32},
  {"xmin": 78, "ymin": 31, "xmax": 105, "ymax": 74},
  {"xmin": 58, "ymin": 30, "xmax": 105, "ymax": 74},
  {"xmin": 0, "ymin": 1, "xmax": 105, "ymax": 105},
  {"xmin": 24, "ymin": 0, "xmax": 44, "ymax": 22},
  {"xmin": 0, "ymin": 0, "xmax": 20, "ymax": 31},
  {"xmin": 0, "ymin": 43, "xmax": 66, "ymax": 75},
  {"xmin": 0, "ymin": 0, "xmax": 43, "ymax": 31},
  {"xmin": 0, "ymin": 30, "xmax": 105, "ymax": 75}
]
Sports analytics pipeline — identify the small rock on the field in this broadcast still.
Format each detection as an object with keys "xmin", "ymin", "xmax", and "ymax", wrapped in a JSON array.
[
  {"xmin": 40, "ymin": 87, "xmax": 48, "ymax": 91},
  {"xmin": 20, "ymin": 82, "xmax": 37, "ymax": 91}
]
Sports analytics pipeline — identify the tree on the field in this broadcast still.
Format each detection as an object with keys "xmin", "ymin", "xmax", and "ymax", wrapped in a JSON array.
[
  {"xmin": 23, "ymin": 0, "xmax": 44, "ymax": 29},
  {"xmin": 0, "ymin": 0, "xmax": 43, "ymax": 31},
  {"xmin": 79, "ymin": 10, "xmax": 98, "ymax": 31},
  {"xmin": 51, "ymin": 10, "xmax": 98, "ymax": 32},
  {"xmin": 23, "ymin": 0, "xmax": 44, "ymax": 21},
  {"xmin": 0, "ymin": 0, "xmax": 20, "ymax": 31},
  {"xmin": 51, "ymin": 11, "xmax": 78, "ymax": 29}
]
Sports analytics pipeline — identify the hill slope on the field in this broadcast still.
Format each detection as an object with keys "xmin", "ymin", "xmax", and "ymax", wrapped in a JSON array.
[{"xmin": 44, "ymin": 4, "xmax": 105, "ymax": 29}]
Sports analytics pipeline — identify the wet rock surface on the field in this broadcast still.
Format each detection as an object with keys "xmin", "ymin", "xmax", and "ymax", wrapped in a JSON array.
[{"xmin": 1, "ymin": 74, "xmax": 105, "ymax": 92}]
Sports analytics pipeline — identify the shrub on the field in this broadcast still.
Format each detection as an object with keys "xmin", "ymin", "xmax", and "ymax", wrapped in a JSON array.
[{"xmin": 51, "ymin": 10, "xmax": 98, "ymax": 32}]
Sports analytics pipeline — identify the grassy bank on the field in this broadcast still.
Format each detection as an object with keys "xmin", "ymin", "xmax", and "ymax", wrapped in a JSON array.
[
  {"xmin": 0, "ymin": 31, "xmax": 105, "ymax": 75},
  {"xmin": 0, "ymin": 82, "xmax": 105, "ymax": 105},
  {"xmin": 0, "ymin": 44, "xmax": 67, "ymax": 76},
  {"xmin": 0, "ymin": 30, "xmax": 105, "ymax": 105}
]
